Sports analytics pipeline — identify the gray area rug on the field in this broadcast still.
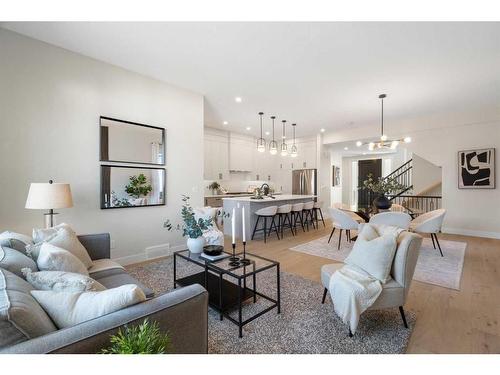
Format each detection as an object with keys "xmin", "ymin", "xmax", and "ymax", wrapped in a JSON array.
[
  {"xmin": 290, "ymin": 233, "xmax": 466, "ymax": 290},
  {"xmin": 128, "ymin": 256, "xmax": 415, "ymax": 354}
]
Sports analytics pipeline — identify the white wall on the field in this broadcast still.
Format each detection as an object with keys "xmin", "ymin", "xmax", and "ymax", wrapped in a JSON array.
[
  {"xmin": 323, "ymin": 115, "xmax": 500, "ymax": 239},
  {"xmin": 0, "ymin": 29, "xmax": 205, "ymax": 263},
  {"xmin": 412, "ymin": 153, "xmax": 442, "ymax": 195}
]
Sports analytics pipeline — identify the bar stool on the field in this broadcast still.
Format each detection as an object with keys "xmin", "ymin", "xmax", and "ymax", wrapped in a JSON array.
[
  {"xmin": 277, "ymin": 204, "xmax": 294, "ymax": 238},
  {"xmin": 251, "ymin": 206, "xmax": 280, "ymax": 243},
  {"xmin": 302, "ymin": 201, "xmax": 316, "ymax": 231},
  {"xmin": 313, "ymin": 201, "xmax": 326, "ymax": 228},
  {"xmin": 290, "ymin": 202, "xmax": 305, "ymax": 233}
]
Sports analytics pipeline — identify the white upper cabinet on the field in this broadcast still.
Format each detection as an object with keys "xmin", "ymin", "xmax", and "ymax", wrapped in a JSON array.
[
  {"xmin": 229, "ymin": 133, "xmax": 254, "ymax": 172},
  {"xmin": 204, "ymin": 129, "xmax": 229, "ymax": 180},
  {"xmin": 293, "ymin": 138, "xmax": 317, "ymax": 169}
]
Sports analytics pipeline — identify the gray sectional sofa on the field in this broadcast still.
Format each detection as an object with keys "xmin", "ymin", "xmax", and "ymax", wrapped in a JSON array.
[{"xmin": 0, "ymin": 233, "xmax": 208, "ymax": 354}]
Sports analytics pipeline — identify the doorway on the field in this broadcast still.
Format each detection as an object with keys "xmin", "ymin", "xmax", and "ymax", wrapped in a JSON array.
[{"xmin": 357, "ymin": 159, "xmax": 382, "ymax": 207}]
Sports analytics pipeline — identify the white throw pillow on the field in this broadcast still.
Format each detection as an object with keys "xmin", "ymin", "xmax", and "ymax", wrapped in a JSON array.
[
  {"xmin": 31, "ymin": 285, "xmax": 146, "ymax": 328},
  {"xmin": 36, "ymin": 243, "xmax": 89, "ymax": 276},
  {"xmin": 344, "ymin": 224, "xmax": 401, "ymax": 283},
  {"xmin": 27, "ymin": 227, "xmax": 93, "ymax": 269},
  {"xmin": 32, "ymin": 223, "xmax": 74, "ymax": 243},
  {"xmin": 22, "ymin": 268, "xmax": 106, "ymax": 292}
]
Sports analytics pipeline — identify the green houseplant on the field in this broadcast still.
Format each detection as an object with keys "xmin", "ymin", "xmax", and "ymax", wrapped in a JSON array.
[
  {"xmin": 207, "ymin": 181, "xmax": 221, "ymax": 195},
  {"xmin": 125, "ymin": 174, "xmax": 153, "ymax": 199},
  {"xmin": 164, "ymin": 195, "xmax": 214, "ymax": 253},
  {"xmin": 101, "ymin": 319, "xmax": 171, "ymax": 354},
  {"xmin": 362, "ymin": 173, "xmax": 406, "ymax": 209}
]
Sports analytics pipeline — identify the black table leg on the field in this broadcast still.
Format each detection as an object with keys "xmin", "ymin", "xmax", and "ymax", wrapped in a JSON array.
[
  {"xmin": 173, "ymin": 253, "xmax": 177, "ymax": 289},
  {"xmin": 277, "ymin": 264, "xmax": 281, "ymax": 314},
  {"xmin": 253, "ymin": 264, "xmax": 257, "ymax": 303},
  {"xmin": 204, "ymin": 263, "xmax": 208, "ymax": 289},
  {"xmin": 219, "ymin": 272, "xmax": 223, "ymax": 321},
  {"xmin": 238, "ymin": 278, "xmax": 243, "ymax": 338}
]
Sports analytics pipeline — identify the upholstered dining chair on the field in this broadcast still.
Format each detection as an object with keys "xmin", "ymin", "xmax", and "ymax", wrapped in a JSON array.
[
  {"xmin": 409, "ymin": 209, "xmax": 447, "ymax": 257},
  {"xmin": 328, "ymin": 208, "xmax": 360, "ymax": 250},
  {"xmin": 321, "ymin": 231, "xmax": 423, "ymax": 336},
  {"xmin": 369, "ymin": 212, "xmax": 412, "ymax": 230}
]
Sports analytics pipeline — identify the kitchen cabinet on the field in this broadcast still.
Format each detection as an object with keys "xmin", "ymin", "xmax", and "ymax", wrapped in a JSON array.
[
  {"xmin": 294, "ymin": 139, "xmax": 317, "ymax": 169},
  {"xmin": 229, "ymin": 133, "xmax": 254, "ymax": 172},
  {"xmin": 204, "ymin": 130, "xmax": 229, "ymax": 181}
]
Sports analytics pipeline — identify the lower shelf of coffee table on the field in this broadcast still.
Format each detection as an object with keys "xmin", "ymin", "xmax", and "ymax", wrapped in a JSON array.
[{"xmin": 176, "ymin": 271, "xmax": 255, "ymax": 311}]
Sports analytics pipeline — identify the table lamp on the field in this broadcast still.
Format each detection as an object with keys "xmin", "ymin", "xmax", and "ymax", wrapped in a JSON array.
[{"xmin": 25, "ymin": 180, "xmax": 73, "ymax": 228}]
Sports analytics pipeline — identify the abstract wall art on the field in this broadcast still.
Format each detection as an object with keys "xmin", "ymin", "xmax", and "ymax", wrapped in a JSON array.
[{"xmin": 458, "ymin": 148, "xmax": 495, "ymax": 189}]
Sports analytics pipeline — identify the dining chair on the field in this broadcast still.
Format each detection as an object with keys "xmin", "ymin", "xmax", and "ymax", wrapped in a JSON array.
[
  {"xmin": 369, "ymin": 212, "xmax": 412, "ymax": 230},
  {"xmin": 328, "ymin": 208, "xmax": 359, "ymax": 250},
  {"xmin": 409, "ymin": 209, "xmax": 447, "ymax": 257}
]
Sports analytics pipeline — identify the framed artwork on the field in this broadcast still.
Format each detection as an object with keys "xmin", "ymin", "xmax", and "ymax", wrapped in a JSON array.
[
  {"xmin": 332, "ymin": 165, "xmax": 340, "ymax": 187},
  {"xmin": 458, "ymin": 148, "xmax": 495, "ymax": 189}
]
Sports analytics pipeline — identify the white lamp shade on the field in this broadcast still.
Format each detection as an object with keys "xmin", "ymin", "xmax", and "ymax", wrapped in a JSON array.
[{"xmin": 25, "ymin": 183, "xmax": 73, "ymax": 209}]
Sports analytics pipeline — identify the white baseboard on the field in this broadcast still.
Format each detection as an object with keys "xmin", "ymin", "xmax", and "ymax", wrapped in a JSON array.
[
  {"xmin": 442, "ymin": 227, "xmax": 500, "ymax": 240},
  {"xmin": 113, "ymin": 243, "xmax": 186, "ymax": 266}
]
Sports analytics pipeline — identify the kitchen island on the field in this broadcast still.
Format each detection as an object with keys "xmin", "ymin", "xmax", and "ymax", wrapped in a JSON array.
[{"xmin": 222, "ymin": 194, "xmax": 316, "ymax": 240}]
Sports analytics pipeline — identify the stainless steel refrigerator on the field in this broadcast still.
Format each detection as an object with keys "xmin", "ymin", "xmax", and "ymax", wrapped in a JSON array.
[{"xmin": 292, "ymin": 169, "xmax": 317, "ymax": 196}]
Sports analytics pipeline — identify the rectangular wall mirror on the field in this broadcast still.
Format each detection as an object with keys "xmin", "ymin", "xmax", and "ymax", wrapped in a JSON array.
[
  {"xmin": 101, "ymin": 165, "xmax": 166, "ymax": 209},
  {"xmin": 100, "ymin": 116, "xmax": 165, "ymax": 165}
]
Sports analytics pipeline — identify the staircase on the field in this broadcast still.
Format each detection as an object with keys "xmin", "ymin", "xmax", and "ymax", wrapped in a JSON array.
[{"xmin": 360, "ymin": 158, "xmax": 442, "ymax": 216}]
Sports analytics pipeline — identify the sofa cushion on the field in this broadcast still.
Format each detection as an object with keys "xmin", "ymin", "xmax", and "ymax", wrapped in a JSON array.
[
  {"xmin": 91, "ymin": 268, "xmax": 154, "ymax": 298},
  {"xmin": 0, "ymin": 268, "xmax": 57, "ymax": 349},
  {"xmin": 36, "ymin": 243, "xmax": 89, "ymax": 276},
  {"xmin": 0, "ymin": 245, "xmax": 38, "ymax": 278},
  {"xmin": 26, "ymin": 227, "xmax": 93, "ymax": 269},
  {"xmin": 0, "ymin": 231, "xmax": 33, "ymax": 256},
  {"xmin": 88, "ymin": 258, "xmax": 124, "ymax": 274},
  {"xmin": 23, "ymin": 269, "xmax": 106, "ymax": 292},
  {"xmin": 31, "ymin": 284, "xmax": 146, "ymax": 328}
]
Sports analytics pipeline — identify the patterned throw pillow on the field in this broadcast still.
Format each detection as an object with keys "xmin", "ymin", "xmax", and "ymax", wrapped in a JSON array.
[
  {"xmin": 0, "ymin": 245, "xmax": 38, "ymax": 278},
  {"xmin": 0, "ymin": 231, "xmax": 34, "ymax": 256},
  {"xmin": 22, "ymin": 269, "xmax": 106, "ymax": 292},
  {"xmin": 36, "ymin": 243, "xmax": 89, "ymax": 276}
]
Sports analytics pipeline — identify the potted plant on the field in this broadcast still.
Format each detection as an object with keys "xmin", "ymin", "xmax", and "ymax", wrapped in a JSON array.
[
  {"xmin": 207, "ymin": 181, "xmax": 221, "ymax": 195},
  {"xmin": 164, "ymin": 195, "xmax": 214, "ymax": 253},
  {"xmin": 125, "ymin": 174, "xmax": 153, "ymax": 200},
  {"xmin": 101, "ymin": 319, "xmax": 171, "ymax": 354},
  {"xmin": 362, "ymin": 173, "xmax": 406, "ymax": 210}
]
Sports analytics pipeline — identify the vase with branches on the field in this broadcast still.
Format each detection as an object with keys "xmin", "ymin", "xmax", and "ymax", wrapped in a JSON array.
[
  {"xmin": 361, "ymin": 173, "xmax": 407, "ymax": 209},
  {"xmin": 207, "ymin": 181, "xmax": 221, "ymax": 195}
]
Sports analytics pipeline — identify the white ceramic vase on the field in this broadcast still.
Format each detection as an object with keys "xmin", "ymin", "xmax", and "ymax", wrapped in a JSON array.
[{"xmin": 187, "ymin": 236, "xmax": 205, "ymax": 254}]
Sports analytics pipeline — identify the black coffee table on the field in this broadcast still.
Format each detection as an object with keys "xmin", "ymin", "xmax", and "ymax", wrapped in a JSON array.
[{"xmin": 173, "ymin": 250, "xmax": 280, "ymax": 338}]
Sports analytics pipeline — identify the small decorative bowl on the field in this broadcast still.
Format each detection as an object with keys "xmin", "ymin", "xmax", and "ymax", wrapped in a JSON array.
[{"xmin": 203, "ymin": 245, "xmax": 224, "ymax": 256}]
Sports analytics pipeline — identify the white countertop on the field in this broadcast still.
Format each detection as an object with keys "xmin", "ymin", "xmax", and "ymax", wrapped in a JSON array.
[
  {"xmin": 205, "ymin": 192, "xmax": 282, "ymax": 198},
  {"xmin": 222, "ymin": 194, "xmax": 315, "ymax": 202}
]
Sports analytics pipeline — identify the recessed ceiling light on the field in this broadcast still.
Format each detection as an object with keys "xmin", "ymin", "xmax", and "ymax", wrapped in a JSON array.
[
  {"xmin": 344, "ymin": 147, "xmax": 349, "ymax": 151},
  {"xmin": 223, "ymin": 121, "xmax": 228, "ymax": 125},
  {"xmin": 245, "ymin": 126, "xmax": 251, "ymax": 131},
  {"xmin": 356, "ymin": 141, "xmax": 362, "ymax": 147},
  {"xmin": 362, "ymin": 152, "xmax": 367, "ymax": 155},
  {"xmin": 235, "ymin": 97, "xmax": 242, "ymax": 103},
  {"xmin": 320, "ymin": 128, "xmax": 325, "ymax": 133},
  {"xmin": 265, "ymin": 131, "xmax": 270, "ymax": 136}
]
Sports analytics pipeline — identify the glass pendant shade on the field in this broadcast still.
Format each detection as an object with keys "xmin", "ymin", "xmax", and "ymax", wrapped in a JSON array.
[
  {"xmin": 269, "ymin": 140, "xmax": 278, "ymax": 155},
  {"xmin": 290, "ymin": 144, "xmax": 298, "ymax": 157},
  {"xmin": 280, "ymin": 120, "xmax": 288, "ymax": 156},
  {"xmin": 257, "ymin": 138, "xmax": 266, "ymax": 152}
]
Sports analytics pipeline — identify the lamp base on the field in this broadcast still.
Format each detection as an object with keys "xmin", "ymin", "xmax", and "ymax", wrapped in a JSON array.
[{"xmin": 43, "ymin": 210, "xmax": 59, "ymax": 228}]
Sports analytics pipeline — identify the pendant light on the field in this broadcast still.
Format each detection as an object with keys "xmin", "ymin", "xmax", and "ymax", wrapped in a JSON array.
[
  {"xmin": 269, "ymin": 116, "xmax": 278, "ymax": 155},
  {"xmin": 355, "ymin": 94, "xmax": 412, "ymax": 151},
  {"xmin": 256, "ymin": 112, "xmax": 266, "ymax": 152},
  {"xmin": 280, "ymin": 120, "xmax": 288, "ymax": 156},
  {"xmin": 290, "ymin": 123, "xmax": 298, "ymax": 158}
]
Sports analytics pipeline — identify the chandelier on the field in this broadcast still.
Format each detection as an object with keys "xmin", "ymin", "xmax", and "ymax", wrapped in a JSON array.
[{"xmin": 356, "ymin": 94, "xmax": 411, "ymax": 151}]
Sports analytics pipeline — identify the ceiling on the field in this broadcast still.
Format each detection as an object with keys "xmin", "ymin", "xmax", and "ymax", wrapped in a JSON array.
[{"xmin": 3, "ymin": 22, "xmax": 500, "ymax": 138}]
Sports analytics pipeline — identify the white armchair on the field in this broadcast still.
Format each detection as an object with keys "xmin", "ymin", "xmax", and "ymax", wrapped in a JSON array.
[
  {"xmin": 369, "ymin": 212, "xmax": 412, "ymax": 230},
  {"xmin": 321, "ymin": 231, "xmax": 423, "ymax": 335},
  {"xmin": 194, "ymin": 207, "xmax": 224, "ymax": 246},
  {"xmin": 328, "ymin": 208, "xmax": 360, "ymax": 250},
  {"xmin": 409, "ymin": 209, "xmax": 446, "ymax": 257}
]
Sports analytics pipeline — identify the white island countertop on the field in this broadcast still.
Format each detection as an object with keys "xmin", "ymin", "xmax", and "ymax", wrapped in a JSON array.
[{"xmin": 222, "ymin": 194, "xmax": 315, "ymax": 203}]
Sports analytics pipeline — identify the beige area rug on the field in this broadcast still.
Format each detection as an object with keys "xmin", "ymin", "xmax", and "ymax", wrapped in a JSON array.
[{"xmin": 290, "ymin": 232, "xmax": 466, "ymax": 290}]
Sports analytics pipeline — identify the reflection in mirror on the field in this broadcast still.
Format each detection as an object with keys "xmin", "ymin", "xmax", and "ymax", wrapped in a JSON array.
[
  {"xmin": 101, "ymin": 166, "xmax": 166, "ymax": 209},
  {"xmin": 100, "ymin": 117, "xmax": 165, "ymax": 165}
]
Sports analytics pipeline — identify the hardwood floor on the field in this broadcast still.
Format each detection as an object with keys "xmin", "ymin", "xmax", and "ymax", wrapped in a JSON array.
[{"xmin": 224, "ymin": 219, "xmax": 500, "ymax": 354}]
